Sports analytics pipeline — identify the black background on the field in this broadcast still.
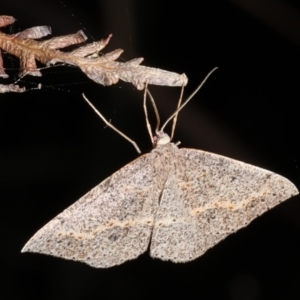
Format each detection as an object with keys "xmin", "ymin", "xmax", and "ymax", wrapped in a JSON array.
[{"xmin": 1, "ymin": 1, "xmax": 300, "ymax": 299}]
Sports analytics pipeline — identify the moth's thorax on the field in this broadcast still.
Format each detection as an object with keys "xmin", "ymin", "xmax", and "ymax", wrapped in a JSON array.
[
  {"xmin": 149, "ymin": 143, "xmax": 179, "ymax": 186},
  {"xmin": 151, "ymin": 142, "xmax": 179, "ymax": 164},
  {"xmin": 153, "ymin": 132, "xmax": 180, "ymax": 164}
]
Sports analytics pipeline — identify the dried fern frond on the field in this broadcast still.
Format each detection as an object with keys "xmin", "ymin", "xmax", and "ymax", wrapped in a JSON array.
[{"xmin": 0, "ymin": 15, "xmax": 187, "ymax": 92}]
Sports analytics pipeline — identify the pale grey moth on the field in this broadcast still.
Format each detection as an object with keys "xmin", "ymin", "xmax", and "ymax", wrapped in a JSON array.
[{"xmin": 22, "ymin": 69, "xmax": 299, "ymax": 268}]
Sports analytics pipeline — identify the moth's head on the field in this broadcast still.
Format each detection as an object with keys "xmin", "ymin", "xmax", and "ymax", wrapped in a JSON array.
[{"xmin": 154, "ymin": 131, "xmax": 171, "ymax": 147}]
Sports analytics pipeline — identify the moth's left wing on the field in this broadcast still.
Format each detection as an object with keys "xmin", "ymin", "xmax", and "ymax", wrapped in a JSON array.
[{"xmin": 22, "ymin": 152, "xmax": 163, "ymax": 268}]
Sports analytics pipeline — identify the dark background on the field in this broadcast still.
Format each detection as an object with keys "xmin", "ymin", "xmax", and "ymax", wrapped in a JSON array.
[{"xmin": 1, "ymin": 0, "xmax": 300, "ymax": 299}]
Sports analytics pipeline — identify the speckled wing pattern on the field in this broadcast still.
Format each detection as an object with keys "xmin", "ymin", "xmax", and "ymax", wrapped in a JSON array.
[
  {"xmin": 22, "ymin": 151, "xmax": 166, "ymax": 268},
  {"xmin": 150, "ymin": 146, "xmax": 298, "ymax": 262},
  {"xmin": 22, "ymin": 143, "xmax": 298, "ymax": 267}
]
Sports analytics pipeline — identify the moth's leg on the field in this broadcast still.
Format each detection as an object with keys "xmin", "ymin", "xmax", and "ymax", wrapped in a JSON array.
[
  {"xmin": 146, "ymin": 89, "xmax": 160, "ymax": 136},
  {"xmin": 143, "ymin": 82, "xmax": 155, "ymax": 145},
  {"xmin": 82, "ymin": 93, "xmax": 141, "ymax": 154},
  {"xmin": 170, "ymin": 84, "xmax": 184, "ymax": 140}
]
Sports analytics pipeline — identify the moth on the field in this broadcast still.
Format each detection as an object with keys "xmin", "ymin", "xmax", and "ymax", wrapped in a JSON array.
[{"xmin": 22, "ymin": 69, "xmax": 298, "ymax": 267}]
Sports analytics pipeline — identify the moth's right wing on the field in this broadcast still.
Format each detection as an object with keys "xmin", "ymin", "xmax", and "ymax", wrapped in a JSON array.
[
  {"xmin": 151, "ymin": 148, "xmax": 298, "ymax": 263},
  {"xmin": 22, "ymin": 152, "xmax": 162, "ymax": 268}
]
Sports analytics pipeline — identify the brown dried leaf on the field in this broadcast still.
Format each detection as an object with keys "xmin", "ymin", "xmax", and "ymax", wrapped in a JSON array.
[
  {"xmin": 0, "ymin": 83, "xmax": 25, "ymax": 93},
  {"xmin": 48, "ymin": 36, "xmax": 188, "ymax": 89},
  {"xmin": 0, "ymin": 15, "xmax": 15, "ymax": 28},
  {"xmin": 14, "ymin": 26, "xmax": 52, "ymax": 40},
  {"xmin": 0, "ymin": 15, "xmax": 188, "ymax": 90}
]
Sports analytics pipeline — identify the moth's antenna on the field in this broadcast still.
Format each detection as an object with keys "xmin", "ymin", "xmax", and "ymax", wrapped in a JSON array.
[
  {"xmin": 82, "ymin": 94, "xmax": 141, "ymax": 154},
  {"xmin": 160, "ymin": 67, "xmax": 218, "ymax": 133}
]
